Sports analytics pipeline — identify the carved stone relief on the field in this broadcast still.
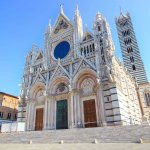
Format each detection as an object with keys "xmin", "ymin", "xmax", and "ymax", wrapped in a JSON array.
[
  {"xmin": 55, "ymin": 83, "xmax": 69, "ymax": 95},
  {"xmin": 34, "ymin": 88, "xmax": 45, "ymax": 105},
  {"xmin": 81, "ymin": 78, "xmax": 95, "ymax": 95}
]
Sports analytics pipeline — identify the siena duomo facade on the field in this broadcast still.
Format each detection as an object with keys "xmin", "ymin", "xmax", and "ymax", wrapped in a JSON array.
[{"xmin": 18, "ymin": 6, "xmax": 150, "ymax": 131}]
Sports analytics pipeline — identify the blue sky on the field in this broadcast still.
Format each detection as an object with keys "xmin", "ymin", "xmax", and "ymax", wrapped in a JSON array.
[{"xmin": 0, "ymin": 0, "xmax": 150, "ymax": 96}]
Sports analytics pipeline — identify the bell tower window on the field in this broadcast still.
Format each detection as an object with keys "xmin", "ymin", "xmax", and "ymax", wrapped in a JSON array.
[
  {"xmin": 132, "ymin": 65, "xmax": 136, "ymax": 71},
  {"xmin": 98, "ymin": 26, "xmax": 101, "ymax": 32}
]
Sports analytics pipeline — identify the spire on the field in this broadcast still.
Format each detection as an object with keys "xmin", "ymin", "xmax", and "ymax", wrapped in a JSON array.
[
  {"xmin": 48, "ymin": 19, "xmax": 51, "ymax": 27},
  {"xmin": 32, "ymin": 43, "xmax": 36, "ymax": 53},
  {"xmin": 74, "ymin": 4, "xmax": 83, "ymax": 57},
  {"xmin": 120, "ymin": 7, "xmax": 123, "ymax": 15},
  {"xmin": 75, "ymin": 4, "xmax": 79, "ymax": 16},
  {"xmin": 96, "ymin": 11, "xmax": 103, "ymax": 21},
  {"xmin": 46, "ymin": 19, "xmax": 52, "ymax": 33},
  {"xmin": 119, "ymin": 7, "xmax": 126, "ymax": 19},
  {"xmin": 60, "ymin": 4, "xmax": 64, "ymax": 14},
  {"xmin": 45, "ymin": 19, "xmax": 52, "ymax": 34},
  {"xmin": 31, "ymin": 43, "xmax": 37, "ymax": 63}
]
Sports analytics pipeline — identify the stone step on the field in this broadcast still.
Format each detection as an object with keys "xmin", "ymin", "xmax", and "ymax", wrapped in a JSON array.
[{"xmin": 0, "ymin": 125, "xmax": 150, "ymax": 143}]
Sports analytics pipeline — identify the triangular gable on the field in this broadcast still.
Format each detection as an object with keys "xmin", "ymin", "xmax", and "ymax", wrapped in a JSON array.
[
  {"xmin": 36, "ymin": 51, "xmax": 43, "ymax": 61},
  {"xmin": 52, "ymin": 13, "xmax": 73, "ymax": 35},
  {"xmin": 73, "ymin": 58, "xmax": 96, "ymax": 77},
  {"xmin": 82, "ymin": 31, "xmax": 93, "ymax": 42},
  {"xmin": 37, "ymin": 53, "xmax": 43, "ymax": 60},
  {"xmin": 50, "ymin": 63, "xmax": 70, "ymax": 81},
  {"xmin": 32, "ymin": 72, "xmax": 46, "ymax": 86}
]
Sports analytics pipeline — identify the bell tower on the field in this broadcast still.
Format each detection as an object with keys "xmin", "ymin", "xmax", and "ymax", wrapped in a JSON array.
[{"xmin": 115, "ymin": 12, "xmax": 148, "ymax": 84}]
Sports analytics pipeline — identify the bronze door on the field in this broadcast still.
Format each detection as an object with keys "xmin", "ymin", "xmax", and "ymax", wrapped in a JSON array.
[
  {"xmin": 56, "ymin": 100, "xmax": 68, "ymax": 129},
  {"xmin": 35, "ymin": 108, "xmax": 43, "ymax": 131},
  {"xmin": 83, "ymin": 99, "xmax": 97, "ymax": 128}
]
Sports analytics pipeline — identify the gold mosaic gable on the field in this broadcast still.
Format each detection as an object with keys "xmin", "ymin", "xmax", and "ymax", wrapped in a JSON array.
[
  {"xmin": 54, "ymin": 19, "xmax": 69, "ymax": 34},
  {"xmin": 36, "ymin": 53, "xmax": 43, "ymax": 60},
  {"xmin": 53, "ymin": 14, "xmax": 72, "ymax": 35}
]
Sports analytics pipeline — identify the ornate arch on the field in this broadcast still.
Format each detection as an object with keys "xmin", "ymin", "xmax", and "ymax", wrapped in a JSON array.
[
  {"xmin": 30, "ymin": 82, "xmax": 45, "ymax": 100},
  {"xmin": 73, "ymin": 68, "xmax": 97, "ymax": 89},
  {"xmin": 49, "ymin": 76, "xmax": 70, "ymax": 95},
  {"xmin": 81, "ymin": 78, "xmax": 95, "ymax": 95}
]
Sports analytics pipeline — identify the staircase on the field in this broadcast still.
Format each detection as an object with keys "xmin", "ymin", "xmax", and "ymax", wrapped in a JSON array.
[{"xmin": 0, "ymin": 125, "xmax": 150, "ymax": 144}]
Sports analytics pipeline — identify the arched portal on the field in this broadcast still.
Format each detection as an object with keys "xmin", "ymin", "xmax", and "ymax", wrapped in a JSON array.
[
  {"xmin": 34, "ymin": 88, "xmax": 45, "ymax": 131},
  {"xmin": 74, "ymin": 68, "xmax": 100, "ymax": 128},
  {"xmin": 49, "ymin": 77, "xmax": 70, "ymax": 129},
  {"xmin": 80, "ymin": 77, "xmax": 97, "ymax": 128},
  {"xmin": 55, "ymin": 83, "xmax": 69, "ymax": 129},
  {"xmin": 28, "ymin": 82, "xmax": 45, "ymax": 131}
]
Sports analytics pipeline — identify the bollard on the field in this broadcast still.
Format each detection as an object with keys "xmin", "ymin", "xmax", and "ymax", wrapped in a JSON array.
[
  {"xmin": 29, "ymin": 140, "xmax": 32, "ymax": 144},
  {"xmin": 94, "ymin": 139, "xmax": 98, "ymax": 144},
  {"xmin": 60, "ymin": 140, "xmax": 64, "ymax": 144},
  {"xmin": 139, "ymin": 138, "xmax": 144, "ymax": 144}
]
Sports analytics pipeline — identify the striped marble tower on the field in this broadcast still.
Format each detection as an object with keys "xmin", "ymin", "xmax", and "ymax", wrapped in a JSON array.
[{"xmin": 115, "ymin": 12, "xmax": 148, "ymax": 84}]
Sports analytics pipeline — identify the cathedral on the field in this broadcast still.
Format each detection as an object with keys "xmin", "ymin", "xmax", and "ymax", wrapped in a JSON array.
[{"xmin": 17, "ymin": 6, "xmax": 150, "ymax": 131}]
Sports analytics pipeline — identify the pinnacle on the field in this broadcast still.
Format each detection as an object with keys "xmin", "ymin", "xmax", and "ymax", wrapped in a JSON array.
[{"xmin": 60, "ymin": 4, "xmax": 64, "ymax": 14}]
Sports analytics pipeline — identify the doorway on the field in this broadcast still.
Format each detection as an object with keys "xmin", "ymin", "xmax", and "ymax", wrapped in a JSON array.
[
  {"xmin": 56, "ymin": 100, "xmax": 68, "ymax": 129},
  {"xmin": 35, "ymin": 108, "xmax": 44, "ymax": 131},
  {"xmin": 83, "ymin": 99, "xmax": 97, "ymax": 128}
]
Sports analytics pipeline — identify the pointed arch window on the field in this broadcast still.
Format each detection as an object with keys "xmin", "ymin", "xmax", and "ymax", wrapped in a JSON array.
[
  {"xmin": 101, "ymin": 48, "xmax": 104, "ymax": 55},
  {"xmin": 145, "ymin": 93, "xmax": 150, "ymax": 106},
  {"xmin": 92, "ymin": 43, "xmax": 95, "ymax": 51},
  {"xmin": 98, "ymin": 26, "xmax": 101, "ymax": 32},
  {"xmin": 130, "ymin": 56, "xmax": 134, "ymax": 62},
  {"xmin": 127, "ymin": 47, "xmax": 133, "ymax": 53},
  {"xmin": 132, "ymin": 65, "xmax": 136, "ymax": 71}
]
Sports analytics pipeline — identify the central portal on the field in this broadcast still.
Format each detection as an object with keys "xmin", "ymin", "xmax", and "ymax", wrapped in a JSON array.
[{"xmin": 56, "ymin": 100, "xmax": 68, "ymax": 129}]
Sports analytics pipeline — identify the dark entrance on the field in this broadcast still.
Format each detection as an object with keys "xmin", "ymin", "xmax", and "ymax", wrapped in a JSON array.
[
  {"xmin": 56, "ymin": 100, "xmax": 68, "ymax": 129},
  {"xmin": 83, "ymin": 99, "xmax": 97, "ymax": 128},
  {"xmin": 35, "ymin": 108, "xmax": 43, "ymax": 131}
]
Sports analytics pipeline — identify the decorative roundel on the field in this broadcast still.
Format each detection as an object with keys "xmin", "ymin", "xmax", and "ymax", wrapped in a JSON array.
[{"xmin": 54, "ymin": 41, "xmax": 70, "ymax": 59}]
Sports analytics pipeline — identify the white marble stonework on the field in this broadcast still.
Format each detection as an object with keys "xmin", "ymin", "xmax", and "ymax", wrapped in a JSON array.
[{"xmin": 18, "ymin": 6, "xmax": 148, "ymax": 131}]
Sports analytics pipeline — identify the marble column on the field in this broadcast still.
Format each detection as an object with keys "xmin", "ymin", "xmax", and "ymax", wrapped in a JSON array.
[
  {"xmin": 98, "ymin": 83, "xmax": 107, "ymax": 126},
  {"xmin": 49, "ymin": 98, "xmax": 53, "ymax": 129},
  {"xmin": 47, "ymin": 98, "xmax": 51, "ymax": 129},
  {"xmin": 96, "ymin": 88, "xmax": 102, "ymax": 126},
  {"xmin": 30, "ymin": 102, "xmax": 35, "ymax": 130},
  {"xmin": 28, "ymin": 102, "xmax": 32, "ymax": 130},
  {"xmin": 73, "ymin": 92, "xmax": 77, "ymax": 127},
  {"xmin": 28, "ymin": 101, "xmax": 35, "ymax": 131},
  {"xmin": 44, "ymin": 99, "xmax": 48, "ymax": 130},
  {"xmin": 76, "ymin": 93, "xmax": 81, "ymax": 127},
  {"xmin": 50, "ymin": 98, "xmax": 55, "ymax": 129},
  {"xmin": 25, "ymin": 101, "xmax": 30, "ymax": 131},
  {"xmin": 69, "ymin": 91, "xmax": 74, "ymax": 128}
]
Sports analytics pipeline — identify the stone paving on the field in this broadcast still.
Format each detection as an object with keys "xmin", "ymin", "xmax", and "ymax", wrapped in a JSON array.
[
  {"xmin": 0, "ymin": 125, "xmax": 150, "ymax": 144},
  {"xmin": 0, "ymin": 144, "xmax": 150, "ymax": 150}
]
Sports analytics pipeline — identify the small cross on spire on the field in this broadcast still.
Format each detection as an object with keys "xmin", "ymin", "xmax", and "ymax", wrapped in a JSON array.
[{"xmin": 60, "ymin": 4, "xmax": 64, "ymax": 14}]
